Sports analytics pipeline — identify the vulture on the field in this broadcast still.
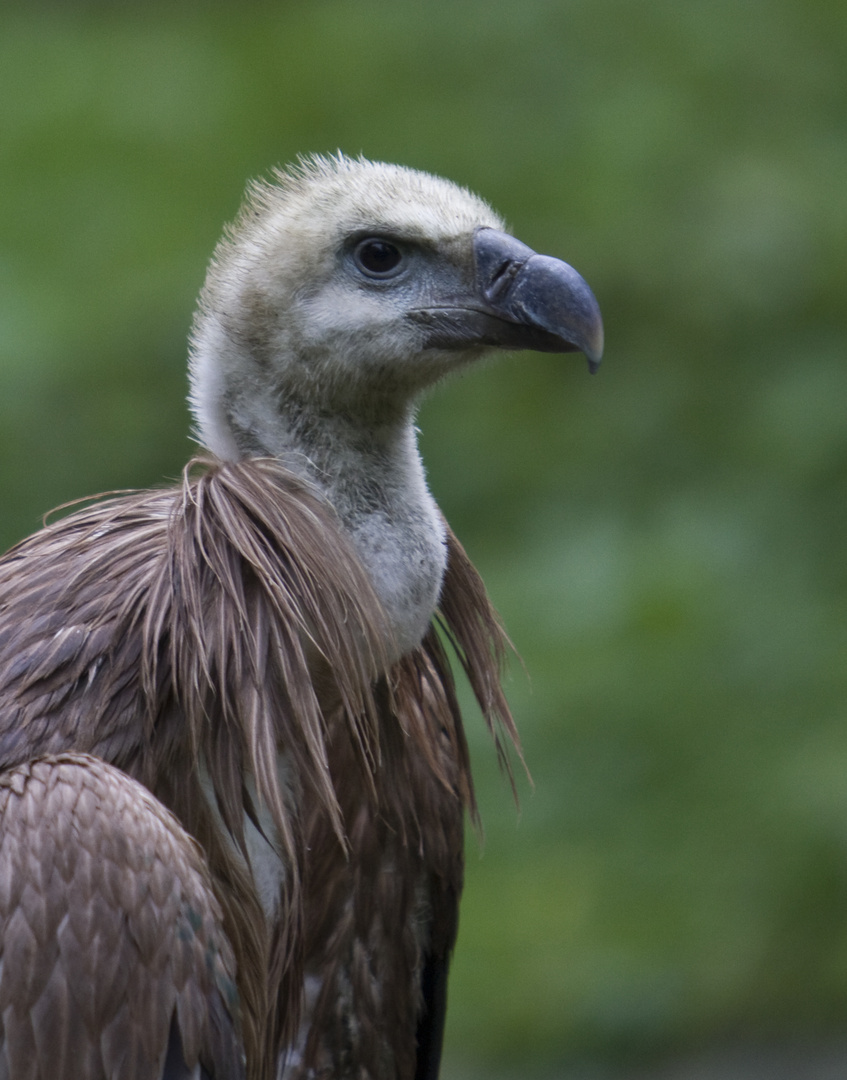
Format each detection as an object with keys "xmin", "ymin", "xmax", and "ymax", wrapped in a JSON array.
[{"xmin": 0, "ymin": 155, "xmax": 603, "ymax": 1080}]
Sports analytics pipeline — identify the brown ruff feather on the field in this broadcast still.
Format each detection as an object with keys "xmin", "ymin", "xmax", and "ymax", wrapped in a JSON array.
[
  {"xmin": 0, "ymin": 456, "xmax": 517, "ymax": 1080},
  {"xmin": 0, "ymin": 457, "xmax": 389, "ymax": 1078}
]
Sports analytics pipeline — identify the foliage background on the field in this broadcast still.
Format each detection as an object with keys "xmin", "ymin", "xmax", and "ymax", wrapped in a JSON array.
[{"xmin": 1, "ymin": 1, "xmax": 846, "ymax": 1075}]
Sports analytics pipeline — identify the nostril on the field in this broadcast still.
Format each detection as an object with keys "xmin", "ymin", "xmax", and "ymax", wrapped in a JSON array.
[
  {"xmin": 484, "ymin": 257, "xmax": 522, "ymax": 303},
  {"xmin": 490, "ymin": 259, "xmax": 512, "ymax": 286},
  {"xmin": 473, "ymin": 227, "xmax": 537, "ymax": 305}
]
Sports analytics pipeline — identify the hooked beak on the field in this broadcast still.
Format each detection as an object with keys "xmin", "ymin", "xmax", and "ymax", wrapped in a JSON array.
[{"xmin": 412, "ymin": 227, "xmax": 604, "ymax": 372}]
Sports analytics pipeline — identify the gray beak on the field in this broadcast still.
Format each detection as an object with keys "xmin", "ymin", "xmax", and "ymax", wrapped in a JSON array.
[
  {"xmin": 472, "ymin": 228, "xmax": 604, "ymax": 372},
  {"xmin": 411, "ymin": 227, "xmax": 604, "ymax": 372}
]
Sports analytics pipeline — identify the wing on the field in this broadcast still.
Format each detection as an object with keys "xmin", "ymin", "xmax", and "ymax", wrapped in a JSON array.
[{"xmin": 0, "ymin": 753, "xmax": 244, "ymax": 1080}]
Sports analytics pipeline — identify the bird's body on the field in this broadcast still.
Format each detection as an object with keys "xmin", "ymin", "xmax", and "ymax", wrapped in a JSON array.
[{"xmin": 0, "ymin": 156, "xmax": 603, "ymax": 1080}]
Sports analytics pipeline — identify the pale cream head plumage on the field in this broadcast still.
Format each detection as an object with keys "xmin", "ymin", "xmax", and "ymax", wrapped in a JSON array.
[{"xmin": 189, "ymin": 154, "xmax": 505, "ymax": 462}]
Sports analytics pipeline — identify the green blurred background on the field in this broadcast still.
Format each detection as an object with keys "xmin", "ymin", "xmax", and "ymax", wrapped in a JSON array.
[{"xmin": 1, "ymin": 1, "xmax": 846, "ymax": 1075}]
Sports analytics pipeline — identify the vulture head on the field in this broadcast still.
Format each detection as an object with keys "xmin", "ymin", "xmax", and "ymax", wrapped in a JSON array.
[{"xmin": 189, "ymin": 153, "xmax": 603, "ymax": 456}]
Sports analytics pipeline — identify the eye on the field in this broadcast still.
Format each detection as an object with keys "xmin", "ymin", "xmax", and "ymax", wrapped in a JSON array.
[{"xmin": 353, "ymin": 238, "xmax": 404, "ymax": 278}]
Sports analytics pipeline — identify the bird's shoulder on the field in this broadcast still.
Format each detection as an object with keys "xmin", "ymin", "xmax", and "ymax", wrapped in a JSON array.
[
  {"xmin": 0, "ymin": 488, "xmax": 175, "ymax": 769},
  {"xmin": 0, "ymin": 457, "xmax": 389, "ymax": 775}
]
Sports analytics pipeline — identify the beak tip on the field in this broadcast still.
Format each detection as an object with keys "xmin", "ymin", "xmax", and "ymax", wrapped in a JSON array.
[{"xmin": 584, "ymin": 324, "xmax": 604, "ymax": 374}]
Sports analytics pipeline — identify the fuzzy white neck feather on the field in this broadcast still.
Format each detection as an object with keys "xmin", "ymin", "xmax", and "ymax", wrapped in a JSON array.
[{"xmin": 247, "ymin": 402, "xmax": 447, "ymax": 661}]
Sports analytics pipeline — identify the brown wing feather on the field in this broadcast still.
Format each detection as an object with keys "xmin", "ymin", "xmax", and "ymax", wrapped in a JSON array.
[{"xmin": 0, "ymin": 753, "xmax": 243, "ymax": 1080}]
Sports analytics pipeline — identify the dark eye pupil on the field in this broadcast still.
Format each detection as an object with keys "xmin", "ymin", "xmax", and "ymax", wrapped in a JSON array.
[{"xmin": 357, "ymin": 240, "xmax": 402, "ymax": 275}]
